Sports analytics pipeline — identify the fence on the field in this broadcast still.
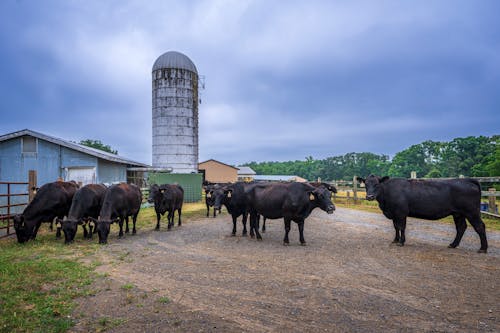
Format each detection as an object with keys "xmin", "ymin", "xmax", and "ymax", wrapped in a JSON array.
[{"xmin": 0, "ymin": 171, "xmax": 37, "ymax": 238}]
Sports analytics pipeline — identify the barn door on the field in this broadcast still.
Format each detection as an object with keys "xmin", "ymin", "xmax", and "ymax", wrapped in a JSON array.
[{"xmin": 65, "ymin": 167, "xmax": 96, "ymax": 186}]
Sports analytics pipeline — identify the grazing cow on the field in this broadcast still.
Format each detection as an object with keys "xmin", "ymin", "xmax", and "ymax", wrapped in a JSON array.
[
  {"xmin": 245, "ymin": 182, "xmax": 335, "ymax": 245},
  {"xmin": 212, "ymin": 182, "xmax": 251, "ymax": 236},
  {"xmin": 148, "ymin": 184, "xmax": 184, "ymax": 230},
  {"xmin": 60, "ymin": 184, "xmax": 107, "ymax": 244},
  {"xmin": 94, "ymin": 183, "xmax": 142, "ymax": 244},
  {"xmin": 203, "ymin": 184, "xmax": 221, "ymax": 217},
  {"xmin": 13, "ymin": 181, "xmax": 79, "ymax": 243},
  {"xmin": 357, "ymin": 175, "xmax": 488, "ymax": 253}
]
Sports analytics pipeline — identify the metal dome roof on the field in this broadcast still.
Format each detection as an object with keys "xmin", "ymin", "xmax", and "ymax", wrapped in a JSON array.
[{"xmin": 152, "ymin": 51, "xmax": 197, "ymax": 73}]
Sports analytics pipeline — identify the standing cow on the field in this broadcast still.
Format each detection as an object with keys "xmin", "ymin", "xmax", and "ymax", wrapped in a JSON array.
[
  {"xmin": 203, "ymin": 183, "xmax": 222, "ymax": 217},
  {"xmin": 212, "ymin": 182, "xmax": 250, "ymax": 236},
  {"xmin": 59, "ymin": 183, "xmax": 107, "ymax": 244},
  {"xmin": 148, "ymin": 184, "xmax": 184, "ymax": 230},
  {"xmin": 94, "ymin": 183, "xmax": 142, "ymax": 244},
  {"xmin": 13, "ymin": 181, "xmax": 79, "ymax": 243},
  {"xmin": 245, "ymin": 182, "xmax": 335, "ymax": 245},
  {"xmin": 358, "ymin": 175, "xmax": 488, "ymax": 253}
]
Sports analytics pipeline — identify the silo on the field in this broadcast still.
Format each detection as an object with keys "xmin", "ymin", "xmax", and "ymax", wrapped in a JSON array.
[{"xmin": 152, "ymin": 51, "xmax": 199, "ymax": 173}]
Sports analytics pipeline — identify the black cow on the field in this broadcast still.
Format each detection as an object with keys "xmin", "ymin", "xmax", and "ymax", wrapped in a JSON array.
[
  {"xmin": 245, "ymin": 182, "xmax": 335, "ymax": 245},
  {"xmin": 148, "ymin": 184, "xmax": 184, "ymax": 230},
  {"xmin": 212, "ymin": 182, "xmax": 251, "ymax": 236},
  {"xmin": 203, "ymin": 184, "xmax": 221, "ymax": 217},
  {"xmin": 60, "ymin": 183, "xmax": 107, "ymax": 244},
  {"xmin": 13, "ymin": 181, "xmax": 79, "ymax": 243},
  {"xmin": 94, "ymin": 183, "xmax": 142, "ymax": 244},
  {"xmin": 358, "ymin": 175, "xmax": 488, "ymax": 253}
]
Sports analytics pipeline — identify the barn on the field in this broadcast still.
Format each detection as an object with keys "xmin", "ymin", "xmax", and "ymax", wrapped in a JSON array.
[
  {"xmin": 198, "ymin": 159, "xmax": 239, "ymax": 183},
  {"xmin": 0, "ymin": 129, "xmax": 149, "ymax": 187}
]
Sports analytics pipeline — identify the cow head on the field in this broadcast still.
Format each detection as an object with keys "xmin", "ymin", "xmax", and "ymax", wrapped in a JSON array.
[
  {"xmin": 148, "ymin": 184, "xmax": 160, "ymax": 204},
  {"xmin": 213, "ymin": 187, "xmax": 232, "ymax": 211},
  {"xmin": 13, "ymin": 214, "xmax": 32, "ymax": 243},
  {"xmin": 60, "ymin": 218, "xmax": 81, "ymax": 244},
  {"xmin": 309, "ymin": 187, "xmax": 335, "ymax": 214},
  {"xmin": 96, "ymin": 218, "xmax": 118, "ymax": 244},
  {"xmin": 358, "ymin": 175, "xmax": 389, "ymax": 201}
]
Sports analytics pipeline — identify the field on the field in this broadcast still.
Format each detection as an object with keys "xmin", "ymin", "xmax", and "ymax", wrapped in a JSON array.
[{"xmin": 1, "ymin": 202, "xmax": 499, "ymax": 332}]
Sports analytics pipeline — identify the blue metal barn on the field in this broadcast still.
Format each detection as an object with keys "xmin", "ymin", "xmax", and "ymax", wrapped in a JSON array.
[{"xmin": 0, "ymin": 128, "xmax": 148, "ymax": 187}]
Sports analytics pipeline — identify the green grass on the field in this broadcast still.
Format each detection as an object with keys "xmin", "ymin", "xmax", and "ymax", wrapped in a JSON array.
[
  {"xmin": 0, "ymin": 202, "xmax": 207, "ymax": 332},
  {"xmin": 335, "ymin": 199, "xmax": 500, "ymax": 231}
]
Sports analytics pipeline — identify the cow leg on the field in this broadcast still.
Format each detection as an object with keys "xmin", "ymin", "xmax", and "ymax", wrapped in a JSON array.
[
  {"xmin": 393, "ymin": 216, "xmax": 406, "ymax": 246},
  {"xmin": 242, "ymin": 212, "xmax": 248, "ymax": 236},
  {"xmin": 32, "ymin": 223, "xmax": 41, "ymax": 240},
  {"xmin": 283, "ymin": 218, "xmax": 291, "ymax": 245},
  {"xmin": 448, "ymin": 214, "xmax": 467, "ymax": 249},
  {"xmin": 262, "ymin": 217, "xmax": 266, "ymax": 233},
  {"xmin": 118, "ymin": 218, "xmax": 124, "ymax": 238},
  {"xmin": 167, "ymin": 211, "xmax": 173, "ymax": 230},
  {"xmin": 206, "ymin": 204, "xmax": 210, "ymax": 217},
  {"xmin": 83, "ymin": 224, "xmax": 89, "ymax": 239},
  {"xmin": 231, "ymin": 214, "xmax": 237, "ymax": 236},
  {"xmin": 155, "ymin": 212, "xmax": 161, "ymax": 230},
  {"xmin": 49, "ymin": 220, "xmax": 54, "ymax": 231},
  {"xmin": 213, "ymin": 207, "xmax": 216, "ymax": 218},
  {"xmin": 392, "ymin": 220, "xmax": 400, "ymax": 243},
  {"xmin": 132, "ymin": 213, "xmax": 137, "ymax": 234},
  {"xmin": 249, "ymin": 213, "xmax": 255, "ymax": 238},
  {"xmin": 88, "ymin": 223, "xmax": 94, "ymax": 239},
  {"xmin": 254, "ymin": 215, "xmax": 262, "ymax": 240},
  {"xmin": 177, "ymin": 208, "xmax": 182, "ymax": 226},
  {"xmin": 466, "ymin": 214, "xmax": 488, "ymax": 253},
  {"xmin": 298, "ymin": 220, "xmax": 306, "ymax": 245},
  {"xmin": 125, "ymin": 216, "xmax": 130, "ymax": 234}
]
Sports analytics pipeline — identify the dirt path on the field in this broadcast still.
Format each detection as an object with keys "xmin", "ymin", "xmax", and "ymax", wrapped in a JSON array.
[{"xmin": 71, "ymin": 208, "xmax": 499, "ymax": 332}]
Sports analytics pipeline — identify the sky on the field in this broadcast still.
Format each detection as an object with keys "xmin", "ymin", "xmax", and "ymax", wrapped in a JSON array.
[{"xmin": 1, "ymin": 0, "xmax": 499, "ymax": 166}]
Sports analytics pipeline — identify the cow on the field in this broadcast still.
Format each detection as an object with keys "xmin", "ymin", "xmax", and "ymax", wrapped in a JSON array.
[
  {"xmin": 13, "ymin": 181, "xmax": 79, "ymax": 243},
  {"xmin": 357, "ymin": 175, "xmax": 488, "ymax": 253},
  {"xmin": 244, "ymin": 182, "xmax": 335, "ymax": 245},
  {"xmin": 203, "ymin": 184, "xmax": 222, "ymax": 217},
  {"xmin": 212, "ymin": 182, "xmax": 251, "ymax": 236},
  {"xmin": 148, "ymin": 183, "xmax": 184, "ymax": 230},
  {"xmin": 94, "ymin": 183, "xmax": 142, "ymax": 244},
  {"xmin": 59, "ymin": 183, "xmax": 107, "ymax": 244}
]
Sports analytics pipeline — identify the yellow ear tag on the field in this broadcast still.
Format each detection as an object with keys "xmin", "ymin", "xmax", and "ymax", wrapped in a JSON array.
[
  {"xmin": 227, "ymin": 191, "xmax": 232, "ymax": 198},
  {"xmin": 160, "ymin": 189, "xmax": 165, "ymax": 193},
  {"xmin": 309, "ymin": 193, "xmax": 315, "ymax": 201},
  {"xmin": 207, "ymin": 193, "xmax": 211, "ymax": 198}
]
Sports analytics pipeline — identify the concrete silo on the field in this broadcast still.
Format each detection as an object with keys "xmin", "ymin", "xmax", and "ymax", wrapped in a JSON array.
[{"xmin": 152, "ymin": 51, "xmax": 199, "ymax": 173}]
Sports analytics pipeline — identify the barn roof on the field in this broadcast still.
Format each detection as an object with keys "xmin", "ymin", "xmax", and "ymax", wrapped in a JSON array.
[
  {"xmin": 198, "ymin": 159, "xmax": 239, "ymax": 170},
  {"xmin": 253, "ymin": 175, "xmax": 308, "ymax": 182},
  {"xmin": 237, "ymin": 166, "xmax": 256, "ymax": 175},
  {"xmin": 0, "ymin": 129, "xmax": 149, "ymax": 167}
]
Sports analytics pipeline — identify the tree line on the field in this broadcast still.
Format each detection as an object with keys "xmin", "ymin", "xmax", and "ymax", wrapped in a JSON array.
[{"xmin": 242, "ymin": 135, "xmax": 499, "ymax": 181}]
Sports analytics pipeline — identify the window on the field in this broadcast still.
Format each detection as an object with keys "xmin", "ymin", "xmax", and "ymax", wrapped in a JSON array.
[{"xmin": 22, "ymin": 136, "xmax": 37, "ymax": 153}]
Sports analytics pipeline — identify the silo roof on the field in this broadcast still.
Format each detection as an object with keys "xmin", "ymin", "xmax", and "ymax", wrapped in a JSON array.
[{"xmin": 152, "ymin": 51, "xmax": 198, "ymax": 73}]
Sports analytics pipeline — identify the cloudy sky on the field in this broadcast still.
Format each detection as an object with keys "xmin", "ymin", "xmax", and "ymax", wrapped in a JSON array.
[{"xmin": 1, "ymin": 0, "xmax": 499, "ymax": 166}]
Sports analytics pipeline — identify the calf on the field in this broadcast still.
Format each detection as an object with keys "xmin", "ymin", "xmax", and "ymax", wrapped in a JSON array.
[
  {"xmin": 358, "ymin": 175, "xmax": 488, "ymax": 253},
  {"xmin": 245, "ymin": 182, "xmax": 335, "ymax": 245},
  {"xmin": 149, "ymin": 184, "xmax": 184, "ymax": 230},
  {"xmin": 60, "ymin": 183, "xmax": 107, "ymax": 244},
  {"xmin": 94, "ymin": 183, "xmax": 142, "ymax": 244},
  {"xmin": 13, "ymin": 181, "xmax": 79, "ymax": 243},
  {"xmin": 203, "ymin": 184, "xmax": 221, "ymax": 217}
]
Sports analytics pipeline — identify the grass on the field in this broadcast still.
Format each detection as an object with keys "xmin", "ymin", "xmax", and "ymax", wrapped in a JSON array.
[
  {"xmin": 335, "ymin": 198, "xmax": 500, "ymax": 231},
  {"xmin": 0, "ymin": 202, "xmax": 207, "ymax": 333}
]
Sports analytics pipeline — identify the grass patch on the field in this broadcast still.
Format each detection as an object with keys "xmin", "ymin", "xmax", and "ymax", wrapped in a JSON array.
[
  {"xmin": 158, "ymin": 296, "xmax": 170, "ymax": 304},
  {"xmin": 120, "ymin": 283, "xmax": 135, "ymax": 291},
  {"xmin": 0, "ymin": 236, "xmax": 96, "ymax": 333},
  {"xmin": 336, "ymin": 199, "xmax": 500, "ymax": 231},
  {"xmin": 96, "ymin": 317, "xmax": 125, "ymax": 332}
]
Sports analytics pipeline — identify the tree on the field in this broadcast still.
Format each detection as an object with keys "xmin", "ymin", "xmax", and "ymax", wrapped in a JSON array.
[{"xmin": 79, "ymin": 139, "xmax": 118, "ymax": 155}]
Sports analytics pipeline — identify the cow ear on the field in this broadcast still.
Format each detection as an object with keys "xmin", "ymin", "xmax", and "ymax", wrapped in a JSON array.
[
  {"xmin": 112, "ymin": 217, "xmax": 120, "ymax": 223},
  {"xmin": 380, "ymin": 176, "xmax": 390, "ymax": 183},
  {"xmin": 357, "ymin": 177, "xmax": 365, "ymax": 184}
]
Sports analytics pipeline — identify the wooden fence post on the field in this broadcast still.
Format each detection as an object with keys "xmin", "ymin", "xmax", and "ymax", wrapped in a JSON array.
[
  {"xmin": 353, "ymin": 176, "xmax": 358, "ymax": 204},
  {"xmin": 28, "ymin": 170, "xmax": 37, "ymax": 202},
  {"xmin": 488, "ymin": 188, "xmax": 497, "ymax": 214}
]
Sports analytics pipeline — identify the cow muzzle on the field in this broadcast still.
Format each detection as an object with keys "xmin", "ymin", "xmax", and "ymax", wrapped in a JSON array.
[{"xmin": 366, "ymin": 195, "xmax": 376, "ymax": 201}]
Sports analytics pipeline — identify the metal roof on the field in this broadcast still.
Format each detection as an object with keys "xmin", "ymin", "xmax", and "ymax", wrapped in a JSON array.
[
  {"xmin": 152, "ymin": 51, "xmax": 198, "ymax": 73},
  {"xmin": 237, "ymin": 166, "xmax": 256, "ymax": 175},
  {"xmin": 253, "ymin": 175, "xmax": 308, "ymax": 182},
  {"xmin": 0, "ymin": 129, "xmax": 149, "ymax": 167}
]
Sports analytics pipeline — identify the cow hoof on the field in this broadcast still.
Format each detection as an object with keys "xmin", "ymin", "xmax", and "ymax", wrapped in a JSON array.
[
  {"xmin": 300, "ymin": 242, "xmax": 307, "ymax": 246},
  {"xmin": 477, "ymin": 249, "xmax": 487, "ymax": 254},
  {"xmin": 132, "ymin": 230, "xmax": 136, "ymax": 235},
  {"xmin": 396, "ymin": 243, "xmax": 404, "ymax": 247},
  {"xmin": 250, "ymin": 234, "xmax": 255, "ymax": 239},
  {"xmin": 257, "ymin": 236, "xmax": 263, "ymax": 241},
  {"xmin": 448, "ymin": 244, "xmax": 457, "ymax": 248},
  {"xmin": 283, "ymin": 242, "xmax": 289, "ymax": 246},
  {"xmin": 231, "ymin": 233, "xmax": 236, "ymax": 237}
]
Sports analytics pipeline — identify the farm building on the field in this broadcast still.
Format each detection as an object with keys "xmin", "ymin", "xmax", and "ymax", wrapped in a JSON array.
[
  {"xmin": 253, "ymin": 175, "xmax": 308, "ymax": 182},
  {"xmin": 0, "ymin": 129, "xmax": 149, "ymax": 187},
  {"xmin": 198, "ymin": 159, "xmax": 238, "ymax": 183},
  {"xmin": 237, "ymin": 166, "xmax": 256, "ymax": 182}
]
